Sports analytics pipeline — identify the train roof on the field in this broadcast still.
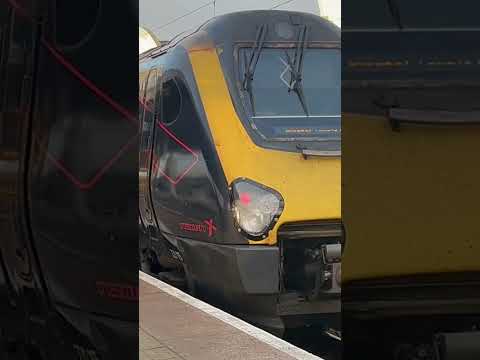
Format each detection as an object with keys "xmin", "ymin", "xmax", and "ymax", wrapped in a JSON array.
[{"xmin": 140, "ymin": 10, "xmax": 340, "ymax": 62}]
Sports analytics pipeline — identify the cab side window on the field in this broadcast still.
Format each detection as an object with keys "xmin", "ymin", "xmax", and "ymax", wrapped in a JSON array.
[
  {"xmin": 152, "ymin": 75, "xmax": 194, "ymax": 183},
  {"xmin": 160, "ymin": 78, "xmax": 182, "ymax": 126}
]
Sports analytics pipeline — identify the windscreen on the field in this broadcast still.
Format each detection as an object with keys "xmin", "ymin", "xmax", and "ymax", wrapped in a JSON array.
[
  {"xmin": 343, "ymin": 1, "xmax": 480, "ymax": 84},
  {"xmin": 239, "ymin": 47, "xmax": 340, "ymax": 142},
  {"xmin": 343, "ymin": 0, "xmax": 480, "ymax": 30},
  {"xmin": 342, "ymin": 2, "xmax": 480, "ymax": 116}
]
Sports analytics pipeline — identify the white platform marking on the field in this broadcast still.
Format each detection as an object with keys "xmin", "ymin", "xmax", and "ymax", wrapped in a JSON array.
[{"xmin": 140, "ymin": 271, "xmax": 324, "ymax": 360}]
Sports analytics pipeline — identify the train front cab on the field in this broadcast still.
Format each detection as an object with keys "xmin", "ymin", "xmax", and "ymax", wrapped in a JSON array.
[
  {"xmin": 139, "ymin": 11, "xmax": 341, "ymax": 337},
  {"xmin": 342, "ymin": 6, "xmax": 480, "ymax": 359}
]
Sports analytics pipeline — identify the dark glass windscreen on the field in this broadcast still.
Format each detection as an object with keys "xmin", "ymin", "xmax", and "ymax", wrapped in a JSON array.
[{"xmin": 239, "ymin": 47, "xmax": 340, "ymax": 141}]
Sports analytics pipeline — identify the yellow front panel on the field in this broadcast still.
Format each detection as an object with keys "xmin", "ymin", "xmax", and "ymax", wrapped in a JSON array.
[
  {"xmin": 342, "ymin": 113, "xmax": 480, "ymax": 283},
  {"xmin": 189, "ymin": 49, "xmax": 340, "ymax": 245}
]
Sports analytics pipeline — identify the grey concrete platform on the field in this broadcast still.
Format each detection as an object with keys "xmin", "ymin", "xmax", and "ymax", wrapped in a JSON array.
[{"xmin": 139, "ymin": 271, "xmax": 322, "ymax": 360}]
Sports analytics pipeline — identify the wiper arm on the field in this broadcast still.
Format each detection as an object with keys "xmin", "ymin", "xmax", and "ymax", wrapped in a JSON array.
[
  {"xmin": 293, "ymin": 25, "xmax": 308, "ymax": 85},
  {"xmin": 243, "ymin": 24, "xmax": 268, "ymax": 113},
  {"xmin": 296, "ymin": 144, "xmax": 340, "ymax": 159},
  {"xmin": 285, "ymin": 25, "xmax": 309, "ymax": 116},
  {"xmin": 386, "ymin": 0, "xmax": 403, "ymax": 30},
  {"xmin": 243, "ymin": 50, "xmax": 256, "ymax": 114}
]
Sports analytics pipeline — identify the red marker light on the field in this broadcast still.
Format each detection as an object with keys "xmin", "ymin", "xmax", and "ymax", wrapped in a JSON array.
[{"xmin": 240, "ymin": 192, "xmax": 251, "ymax": 205}]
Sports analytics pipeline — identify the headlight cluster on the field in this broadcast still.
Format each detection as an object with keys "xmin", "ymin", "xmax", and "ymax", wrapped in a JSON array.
[{"xmin": 230, "ymin": 178, "xmax": 284, "ymax": 240}]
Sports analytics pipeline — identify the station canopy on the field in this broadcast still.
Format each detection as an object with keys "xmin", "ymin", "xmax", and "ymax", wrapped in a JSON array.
[{"xmin": 139, "ymin": 26, "xmax": 161, "ymax": 54}]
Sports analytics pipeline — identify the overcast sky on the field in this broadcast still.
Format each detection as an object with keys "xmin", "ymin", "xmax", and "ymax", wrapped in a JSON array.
[{"xmin": 140, "ymin": 0, "xmax": 340, "ymax": 41}]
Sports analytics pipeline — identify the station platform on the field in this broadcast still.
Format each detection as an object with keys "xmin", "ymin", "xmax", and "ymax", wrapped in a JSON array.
[{"xmin": 139, "ymin": 271, "xmax": 323, "ymax": 360}]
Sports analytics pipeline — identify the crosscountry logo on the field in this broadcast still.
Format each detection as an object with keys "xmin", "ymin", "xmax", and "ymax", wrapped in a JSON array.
[{"xmin": 179, "ymin": 218, "xmax": 217, "ymax": 237}]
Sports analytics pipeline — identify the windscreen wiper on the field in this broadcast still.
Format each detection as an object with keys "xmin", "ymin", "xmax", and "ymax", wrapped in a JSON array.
[
  {"xmin": 386, "ymin": 0, "xmax": 403, "ymax": 29},
  {"xmin": 296, "ymin": 144, "xmax": 340, "ymax": 159},
  {"xmin": 243, "ymin": 24, "xmax": 268, "ymax": 114},
  {"xmin": 284, "ymin": 25, "xmax": 309, "ymax": 116}
]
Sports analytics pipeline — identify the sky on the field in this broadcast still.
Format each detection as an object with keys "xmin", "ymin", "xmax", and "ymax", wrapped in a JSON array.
[{"xmin": 140, "ymin": 0, "xmax": 340, "ymax": 42}]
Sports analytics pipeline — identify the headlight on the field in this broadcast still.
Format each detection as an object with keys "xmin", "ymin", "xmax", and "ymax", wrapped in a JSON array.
[{"xmin": 230, "ymin": 178, "xmax": 284, "ymax": 240}]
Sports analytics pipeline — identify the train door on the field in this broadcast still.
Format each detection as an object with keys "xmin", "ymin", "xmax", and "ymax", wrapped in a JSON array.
[
  {"xmin": 139, "ymin": 75, "xmax": 148, "ymax": 252},
  {"xmin": 0, "ymin": 3, "xmax": 18, "ymax": 328},
  {"xmin": 0, "ymin": 0, "xmax": 38, "ymax": 307},
  {"xmin": 139, "ymin": 68, "xmax": 158, "ymax": 233},
  {"xmin": 0, "ymin": 1, "xmax": 44, "ymax": 349},
  {"xmin": 150, "ymin": 70, "xmax": 220, "ymax": 242}
]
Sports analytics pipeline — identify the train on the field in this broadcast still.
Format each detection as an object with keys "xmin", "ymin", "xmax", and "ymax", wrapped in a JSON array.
[
  {"xmin": 138, "ymin": 10, "xmax": 342, "ymax": 339},
  {"xmin": 1, "ymin": 1, "xmax": 138, "ymax": 359},
  {"xmin": 342, "ymin": 2, "xmax": 480, "ymax": 359}
]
